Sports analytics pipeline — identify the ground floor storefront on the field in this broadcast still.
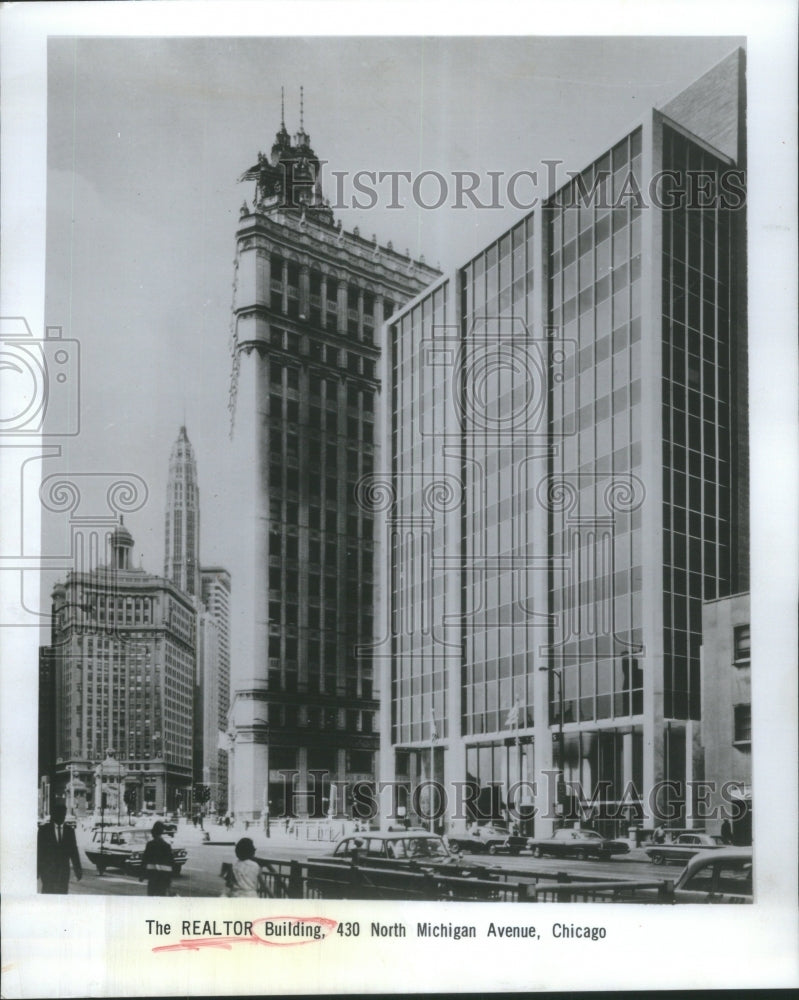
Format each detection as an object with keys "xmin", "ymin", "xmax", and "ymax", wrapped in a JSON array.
[{"xmin": 389, "ymin": 719, "xmax": 732, "ymax": 840}]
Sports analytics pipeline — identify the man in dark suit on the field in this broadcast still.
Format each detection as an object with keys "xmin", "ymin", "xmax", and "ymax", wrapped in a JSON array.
[{"xmin": 37, "ymin": 802, "xmax": 83, "ymax": 893}]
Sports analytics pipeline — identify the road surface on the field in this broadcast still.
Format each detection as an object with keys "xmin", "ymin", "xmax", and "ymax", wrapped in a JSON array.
[{"xmin": 66, "ymin": 828, "xmax": 677, "ymax": 897}]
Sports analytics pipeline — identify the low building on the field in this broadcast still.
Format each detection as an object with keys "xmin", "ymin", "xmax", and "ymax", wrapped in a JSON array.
[{"xmin": 700, "ymin": 592, "xmax": 751, "ymax": 844}]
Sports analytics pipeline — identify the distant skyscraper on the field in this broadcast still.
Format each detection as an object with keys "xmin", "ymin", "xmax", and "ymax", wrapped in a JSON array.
[
  {"xmin": 163, "ymin": 426, "xmax": 232, "ymax": 813},
  {"xmin": 164, "ymin": 426, "xmax": 201, "ymax": 598},
  {"xmin": 227, "ymin": 101, "xmax": 440, "ymax": 820},
  {"xmin": 200, "ymin": 567, "xmax": 232, "ymax": 811}
]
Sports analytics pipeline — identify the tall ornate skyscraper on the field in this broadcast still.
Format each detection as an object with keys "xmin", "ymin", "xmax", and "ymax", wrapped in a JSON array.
[
  {"xmin": 227, "ymin": 101, "xmax": 439, "ymax": 820},
  {"xmin": 164, "ymin": 426, "xmax": 201, "ymax": 598},
  {"xmin": 163, "ymin": 426, "xmax": 231, "ymax": 813}
]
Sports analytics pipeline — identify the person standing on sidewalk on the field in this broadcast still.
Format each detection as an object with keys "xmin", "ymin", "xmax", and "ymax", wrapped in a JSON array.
[
  {"xmin": 140, "ymin": 821, "xmax": 174, "ymax": 896},
  {"xmin": 221, "ymin": 838, "xmax": 265, "ymax": 898},
  {"xmin": 37, "ymin": 802, "xmax": 82, "ymax": 894}
]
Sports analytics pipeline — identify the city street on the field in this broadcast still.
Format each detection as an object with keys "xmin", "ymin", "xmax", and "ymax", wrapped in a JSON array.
[{"xmin": 66, "ymin": 823, "xmax": 676, "ymax": 898}]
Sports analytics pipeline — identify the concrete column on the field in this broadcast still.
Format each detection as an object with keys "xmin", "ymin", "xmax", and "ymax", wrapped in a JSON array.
[
  {"xmin": 641, "ymin": 111, "xmax": 666, "ymax": 821},
  {"xmin": 337, "ymin": 279, "xmax": 348, "ymax": 334},
  {"xmin": 336, "ymin": 748, "xmax": 347, "ymax": 818},
  {"xmin": 373, "ymin": 293, "xmax": 385, "ymax": 346},
  {"xmin": 530, "ymin": 198, "xmax": 556, "ymax": 837},
  {"xmin": 299, "ymin": 264, "xmax": 310, "ymax": 320},
  {"xmin": 297, "ymin": 746, "xmax": 309, "ymax": 817},
  {"xmin": 623, "ymin": 730, "xmax": 633, "ymax": 786},
  {"xmin": 228, "ymin": 334, "xmax": 271, "ymax": 821},
  {"xmin": 227, "ymin": 745, "xmax": 235, "ymax": 815},
  {"xmin": 376, "ymin": 282, "xmax": 395, "ymax": 827},
  {"xmin": 281, "ymin": 260, "xmax": 289, "ymax": 315},
  {"xmin": 320, "ymin": 274, "xmax": 328, "ymax": 329},
  {"xmin": 256, "ymin": 250, "xmax": 271, "ymax": 308},
  {"xmin": 357, "ymin": 287, "xmax": 365, "ymax": 340}
]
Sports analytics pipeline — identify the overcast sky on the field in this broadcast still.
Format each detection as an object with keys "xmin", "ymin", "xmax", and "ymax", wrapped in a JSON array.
[{"xmin": 43, "ymin": 35, "xmax": 742, "ymax": 598}]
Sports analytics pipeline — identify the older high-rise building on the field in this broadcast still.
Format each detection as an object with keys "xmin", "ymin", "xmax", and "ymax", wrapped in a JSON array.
[
  {"xmin": 164, "ymin": 425, "xmax": 201, "ymax": 598},
  {"xmin": 227, "ymin": 102, "xmax": 440, "ymax": 820},
  {"xmin": 379, "ymin": 50, "xmax": 748, "ymax": 838},
  {"xmin": 51, "ymin": 520, "xmax": 196, "ymax": 814}
]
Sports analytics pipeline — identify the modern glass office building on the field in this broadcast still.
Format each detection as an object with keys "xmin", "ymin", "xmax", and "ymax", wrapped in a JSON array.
[{"xmin": 379, "ymin": 50, "xmax": 747, "ymax": 837}]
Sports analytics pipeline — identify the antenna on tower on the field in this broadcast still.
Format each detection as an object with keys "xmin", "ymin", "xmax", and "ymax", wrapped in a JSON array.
[
  {"xmin": 281, "ymin": 86, "xmax": 285, "ymax": 129},
  {"xmin": 300, "ymin": 85, "xmax": 304, "ymax": 131}
]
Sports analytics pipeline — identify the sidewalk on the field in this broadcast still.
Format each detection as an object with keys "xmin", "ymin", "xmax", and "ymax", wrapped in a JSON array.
[{"xmin": 178, "ymin": 819, "xmax": 353, "ymax": 852}]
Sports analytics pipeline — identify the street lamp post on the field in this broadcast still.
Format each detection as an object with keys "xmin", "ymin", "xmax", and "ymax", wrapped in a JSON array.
[
  {"xmin": 429, "ymin": 709, "xmax": 438, "ymax": 834},
  {"xmin": 553, "ymin": 667, "xmax": 565, "ymax": 828}
]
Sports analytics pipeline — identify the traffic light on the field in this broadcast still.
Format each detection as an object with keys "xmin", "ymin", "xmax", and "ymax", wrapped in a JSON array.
[{"xmin": 194, "ymin": 783, "xmax": 211, "ymax": 805}]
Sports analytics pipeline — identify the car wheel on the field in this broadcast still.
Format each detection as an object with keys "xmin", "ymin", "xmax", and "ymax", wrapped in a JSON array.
[
  {"xmin": 96, "ymin": 865, "xmax": 105, "ymax": 875},
  {"xmin": 172, "ymin": 865, "xmax": 183, "ymax": 876},
  {"xmin": 488, "ymin": 844, "xmax": 498, "ymax": 855},
  {"xmin": 574, "ymin": 849, "xmax": 587, "ymax": 861},
  {"xmin": 533, "ymin": 845, "xmax": 543, "ymax": 858},
  {"xmin": 651, "ymin": 852, "xmax": 665, "ymax": 865}
]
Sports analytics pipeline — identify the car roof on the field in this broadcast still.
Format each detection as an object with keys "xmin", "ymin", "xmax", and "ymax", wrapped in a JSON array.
[
  {"xmin": 681, "ymin": 846, "xmax": 752, "ymax": 869},
  {"xmin": 338, "ymin": 830, "xmax": 441, "ymax": 842}
]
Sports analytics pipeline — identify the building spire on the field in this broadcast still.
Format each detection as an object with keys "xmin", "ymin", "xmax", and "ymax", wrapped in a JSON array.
[
  {"xmin": 281, "ymin": 86, "xmax": 285, "ymax": 130},
  {"xmin": 300, "ymin": 85, "xmax": 304, "ymax": 131}
]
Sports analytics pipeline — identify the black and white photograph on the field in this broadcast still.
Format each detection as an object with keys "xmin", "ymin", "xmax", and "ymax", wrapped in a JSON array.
[{"xmin": 1, "ymin": 2, "xmax": 797, "ymax": 996}]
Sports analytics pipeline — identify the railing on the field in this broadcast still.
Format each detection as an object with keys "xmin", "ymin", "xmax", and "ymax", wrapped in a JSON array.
[{"xmin": 250, "ymin": 854, "xmax": 675, "ymax": 903}]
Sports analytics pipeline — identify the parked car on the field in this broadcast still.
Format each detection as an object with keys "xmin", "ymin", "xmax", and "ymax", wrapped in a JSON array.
[
  {"xmin": 318, "ymin": 830, "xmax": 504, "ymax": 901},
  {"xmin": 646, "ymin": 832, "xmax": 724, "ymax": 865},
  {"xmin": 326, "ymin": 830, "xmax": 500, "ymax": 879},
  {"xmin": 528, "ymin": 827, "xmax": 630, "ymax": 861},
  {"xmin": 449, "ymin": 823, "xmax": 529, "ymax": 856},
  {"xmin": 641, "ymin": 848, "xmax": 753, "ymax": 903},
  {"xmin": 85, "ymin": 825, "xmax": 187, "ymax": 876}
]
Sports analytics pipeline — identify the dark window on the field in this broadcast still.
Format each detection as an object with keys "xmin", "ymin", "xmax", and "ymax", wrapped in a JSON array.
[
  {"xmin": 733, "ymin": 624, "xmax": 750, "ymax": 663},
  {"xmin": 733, "ymin": 704, "xmax": 751, "ymax": 744}
]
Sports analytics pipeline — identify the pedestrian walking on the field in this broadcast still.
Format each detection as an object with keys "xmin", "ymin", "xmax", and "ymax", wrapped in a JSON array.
[
  {"xmin": 140, "ymin": 821, "xmax": 174, "ymax": 896},
  {"xmin": 37, "ymin": 802, "xmax": 82, "ymax": 894},
  {"xmin": 221, "ymin": 837, "xmax": 265, "ymax": 898}
]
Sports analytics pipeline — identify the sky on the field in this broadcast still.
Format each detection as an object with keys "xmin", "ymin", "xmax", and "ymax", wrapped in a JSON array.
[{"xmin": 43, "ymin": 35, "xmax": 743, "ymax": 602}]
